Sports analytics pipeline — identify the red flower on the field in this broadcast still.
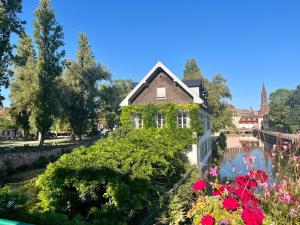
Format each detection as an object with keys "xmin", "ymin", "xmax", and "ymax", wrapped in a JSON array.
[
  {"xmin": 235, "ymin": 176, "xmax": 249, "ymax": 187},
  {"xmin": 234, "ymin": 187, "xmax": 253, "ymax": 202},
  {"xmin": 242, "ymin": 206, "xmax": 264, "ymax": 225},
  {"xmin": 220, "ymin": 184, "xmax": 226, "ymax": 192},
  {"xmin": 248, "ymin": 178, "xmax": 258, "ymax": 190},
  {"xmin": 235, "ymin": 175, "xmax": 257, "ymax": 189},
  {"xmin": 213, "ymin": 189, "xmax": 222, "ymax": 196},
  {"xmin": 250, "ymin": 170, "xmax": 268, "ymax": 183},
  {"xmin": 242, "ymin": 196, "xmax": 260, "ymax": 208},
  {"xmin": 213, "ymin": 184, "xmax": 229, "ymax": 197},
  {"xmin": 193, "ymin": 180, "xmax": 207, "ymax": 191},
  {"xmin": 222, "ymin": 197, "xmax": 240, "ymax": 211},
  {"xmin": 200, "ymin": 214, "xmax": 215, "ymax": 225}
]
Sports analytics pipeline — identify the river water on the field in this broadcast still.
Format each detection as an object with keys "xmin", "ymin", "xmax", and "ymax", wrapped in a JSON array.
[{"xmin": 219, "ymin": 135, "xmax": 274, "ymax": 182}]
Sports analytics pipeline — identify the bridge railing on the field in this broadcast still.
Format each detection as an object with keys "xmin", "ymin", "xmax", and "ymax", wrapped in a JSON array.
[{"xmin": 255, "ymin": 129, "xmax": 300, "ymax": 144}]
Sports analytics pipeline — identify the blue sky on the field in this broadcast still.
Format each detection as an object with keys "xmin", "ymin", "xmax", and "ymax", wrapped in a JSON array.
[{"xmin": 3, "ymin": 0, "xmax": 300, "ymax": 110}]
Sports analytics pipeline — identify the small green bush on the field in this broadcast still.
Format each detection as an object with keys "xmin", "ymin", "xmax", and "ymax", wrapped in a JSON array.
[
  {"xmin": 0, "ymin": 185, "xmax": 27, "ymax": 210},
  {"xmin": 156, "ymin": 167, "xmax": 199, "ymax": 225},
  {"xmin": 218, "ymin": 132, "xmax": 227, "ymax": 150}
]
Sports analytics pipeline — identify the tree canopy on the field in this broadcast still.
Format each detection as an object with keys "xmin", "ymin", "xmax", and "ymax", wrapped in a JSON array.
[
  {"xmin": 0, "ymin": 0, "xmax": 25, "ymax": 105},
  {"xmin": 10, "ymin": 35, "xmax": 37, "ymax": 139},
  {"xmin": 268, "ymin": 88, "xmax": 291, "ymax": 132},
  {"xmin": 63, "ymin": 33, "xmax": 110, "ymax": 139},
  {"xmin": 268, "ymin": 85, "xmax": 300, "ymax": 133},
  {"xmin": 183, "ymin": 59, "xmax": 233, "ymax": 132},
  {"xmin": 286, "ymin": 85, "xmax": 300, "ymax": 133},
  {"xmin": 99, "ymin": 79, "xmax": 133, "ymax": 129},
  {"xmin": 183, "ymin": 58, "xmax": 204, "ymax": 81},
  {"xmin": 33, "ymin": 0, "xmax": 65, "ymax": 145}
]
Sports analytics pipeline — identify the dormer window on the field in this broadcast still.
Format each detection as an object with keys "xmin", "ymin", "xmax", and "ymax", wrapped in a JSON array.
[{"xmin": 156, "ymin": 87, "xmax": 166, "ymax": 99}]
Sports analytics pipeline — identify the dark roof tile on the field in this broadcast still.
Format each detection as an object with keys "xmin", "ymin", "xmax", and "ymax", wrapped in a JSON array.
[{"xmin": 182, "ymin": 79, "xmax": 203, "ymax": 87}]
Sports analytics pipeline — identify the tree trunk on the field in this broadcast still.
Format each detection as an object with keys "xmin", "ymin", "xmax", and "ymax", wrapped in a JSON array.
[
  {"xmin": 38, "ymin": 131, "xmax": 44, "ymax": 146},
  {"xmin": 23, "ymin": 130, "xmax": 28, "ymax": 141},
  {"xmin": 78, "ymin": 134, "xmax": 82, "ymax": 141}
]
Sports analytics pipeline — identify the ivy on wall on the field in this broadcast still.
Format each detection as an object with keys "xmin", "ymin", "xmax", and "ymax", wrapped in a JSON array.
[{"xmin": 120, "ymin": 103, "xmax": 204, "ymax": 135}]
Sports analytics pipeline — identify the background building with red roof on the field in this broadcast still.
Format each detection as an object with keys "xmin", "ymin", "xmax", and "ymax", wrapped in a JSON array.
[{"xmin": 230, "ymin": 84, "xmax": 269, "ymax": 131}]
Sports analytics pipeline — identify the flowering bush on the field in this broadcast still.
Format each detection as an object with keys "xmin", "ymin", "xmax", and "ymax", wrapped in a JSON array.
[
  {"xmin": 188, "ymin": 144, "xmax": 300, "ymax": 225},
  {"xmin": 188, "ymin": 171, "xmax": 274, "ymax": 225},
  {"xmin": 260, "ymin": 147, "xmax": 300, "ymax": 224}
]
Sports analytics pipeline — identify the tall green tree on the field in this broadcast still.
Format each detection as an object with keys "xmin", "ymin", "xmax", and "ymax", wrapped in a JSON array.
[
  {"xmin": 183, "ymin": 58, "xmax": 204, "ymax": 80},
  {"xmin": 183, "ymin": 59, "xmax": 233, "ymax": 132},
  {"xmin": 207, "ymin": 74, "xmax": 233, "ymax": 132},
  {"xmin": 33, "ymin": 0, "xmax": 65, "ymax": 145},
  {"xmin": 0, "ymin": 0, "xmax": 25, "ymax": 105},
  {"xmin": 99, "ymin": 79, "xmax": 132, "ymax": 129},
  {"xmin": 286, "ymin": 85, "xmax": 300, "ymax": 133},
  {"xmin": 10, "ymin": 35, "xmax": 37, "ymax": 140},
  {"xmin": 268, "ymin": 88, "xmax": 291, "ymax": 132},
  {"xmin": 63, "ymin": 33, "xmax": 110, "ymax": 140}
]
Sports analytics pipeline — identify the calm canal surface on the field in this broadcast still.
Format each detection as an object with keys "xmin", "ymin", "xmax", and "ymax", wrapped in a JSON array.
[{"xmin": 219, "ymin": 135, "xmax": 274, "ymax": 182}]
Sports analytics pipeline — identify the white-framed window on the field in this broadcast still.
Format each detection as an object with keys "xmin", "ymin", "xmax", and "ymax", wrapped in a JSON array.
[
  {"xmin": 156, "ymin": 87, "xmax": 166, "ymax": 99},
  {"xmin": 177, "ymin": 111, "xmax": 189, "ymax": 128},
  {"xmin": 133, "ymin": 113, "xmax": 143, "ymax": 129},
  {"xmin": 156, "ymin": 113, "xmax": 165, "ymax": 128}
]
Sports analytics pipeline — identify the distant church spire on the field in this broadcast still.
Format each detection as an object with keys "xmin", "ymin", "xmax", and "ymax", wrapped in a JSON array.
[{"xmin": 260, "ymin": 83, "xmax": 269, "ymax": 116}]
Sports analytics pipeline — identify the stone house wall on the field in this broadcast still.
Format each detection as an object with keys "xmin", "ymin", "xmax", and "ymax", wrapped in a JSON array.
[{"xmin": 0, "ymin": 142, "xmax": 92, "ymax": 170}]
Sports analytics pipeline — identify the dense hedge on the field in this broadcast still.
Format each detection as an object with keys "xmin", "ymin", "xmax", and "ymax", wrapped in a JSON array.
[
  {"xmin": 33, "ymin": 128, "xmax": 195, "ymax": 224},
  {"xmin": 120, "ymin": 103, "xmax": 204, "ymax": 135}
]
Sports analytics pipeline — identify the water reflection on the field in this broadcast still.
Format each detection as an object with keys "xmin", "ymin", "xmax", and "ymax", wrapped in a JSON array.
[{"xmin": 219, "ymin": 135, "xmax": 273, "ymax": 182}]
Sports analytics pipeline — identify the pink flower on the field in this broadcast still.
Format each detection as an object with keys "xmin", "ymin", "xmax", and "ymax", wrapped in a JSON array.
[
  {"xmin": 243, "ymin": 154, "xmax": 256, "ymax": 168},
  {"xmin": 222, "ymin": 197, "xmax": 240, "ymax": 211},
  {"xmin": 289, "ymin": 208, "xmax": 298, "ymax": 217},
  {"xmin": 200, "ymin": 214, "xmax": 215, "ymax": 225},
  {"xmin": 263, "ymin": 191, "xmax": 270, "ymax": 198},
  {"xmin": 249, "ymin": 170, "xmax": 268, "ymax": 183},
  {"xmin": 242, "ymin": 206, "xmax": 264, "ymax": 225},
  {"xmin": 210, "ymin": 166, "xmax": 218, "ymax": 177},
  {"xmin": 193, "ymin": 180, "xmax": 206, "ymax": 191}
]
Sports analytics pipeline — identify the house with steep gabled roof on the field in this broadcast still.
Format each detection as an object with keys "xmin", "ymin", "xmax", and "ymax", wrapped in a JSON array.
[{"xmin": 120, "ymin": 61, "xmax": 212, "ymax": 168}]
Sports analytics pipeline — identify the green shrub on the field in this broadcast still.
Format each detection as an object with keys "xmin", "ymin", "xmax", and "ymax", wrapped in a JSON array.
[
  {"xmin": 32, "ymin": 156, "xmax": 49, "ymax": 168},
  {"xmin": 35, "ymin": 128, "xmax": 195, "ymax": 224},
  {"xmin": 3, "ymin": 158, "xmax": 15, "ymax": 176},
  {"xmin": 156, "ymin": 167, "xmax": 199, "ymax": 225},
  {"xmin": 218, "ymin": 132, "xmax": 227, "ymax": 150},
  {"xmin": 0, "ymin": 185, "xmax": 27, "ymax": 210}
]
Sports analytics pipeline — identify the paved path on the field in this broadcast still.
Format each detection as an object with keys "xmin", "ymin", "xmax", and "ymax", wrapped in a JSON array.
[{"xmin": 0, "ymin": 137, "xmax": 73, "ymax": 148}]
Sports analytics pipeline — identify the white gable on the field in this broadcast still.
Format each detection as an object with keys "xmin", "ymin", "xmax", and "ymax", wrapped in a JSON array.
[{"xmin": 120, "ymin": 61, "xmax": 204, "ymax": 106}]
